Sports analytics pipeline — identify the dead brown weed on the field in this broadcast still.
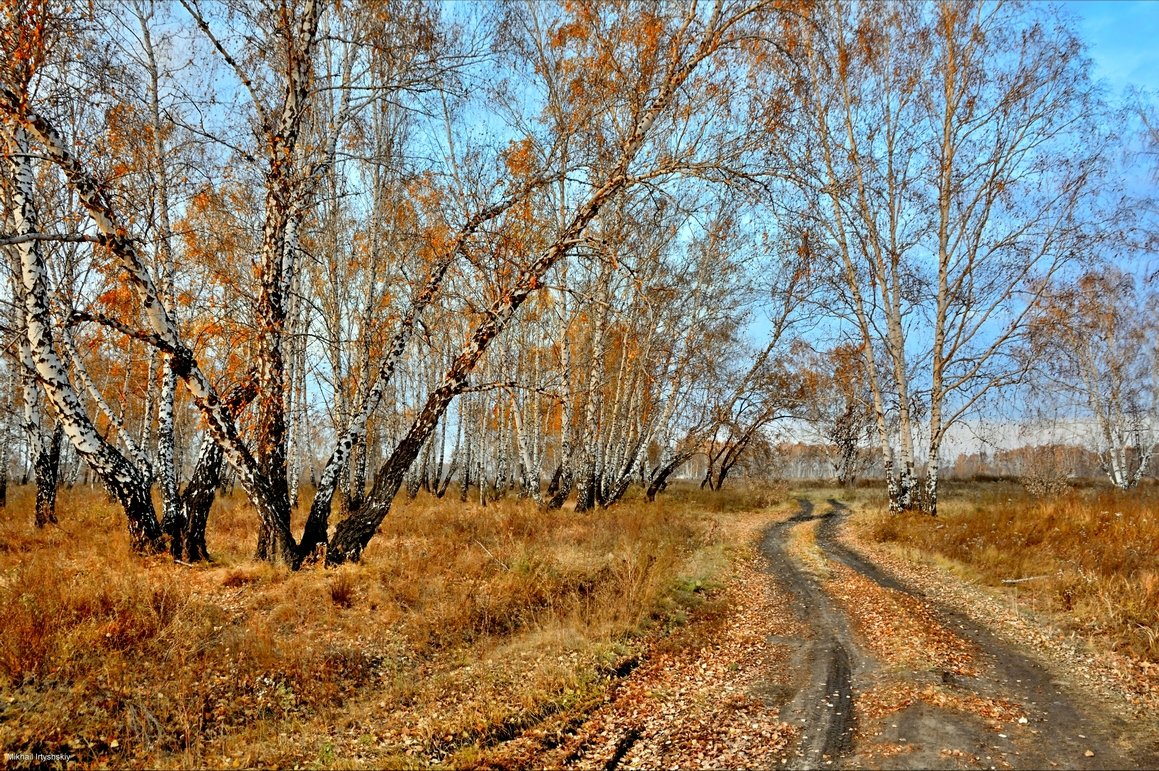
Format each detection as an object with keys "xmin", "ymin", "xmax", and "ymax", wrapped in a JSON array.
[{"xmin": 0, "ymin": 483, "xmax": 777, "ymax": 768}]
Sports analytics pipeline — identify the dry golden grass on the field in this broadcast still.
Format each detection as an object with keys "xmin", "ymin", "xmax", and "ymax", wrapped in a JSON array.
[
  {"xmin": 0, "ymin": 481, "xmax": 776, "ymax": 769},
  {"xmin": 866, "ymin": 482, "xmax": 1159, "ymax": 661},
  {"xmin": 783, "ymin": 517, "xmax": 830, "ymax": 579}
]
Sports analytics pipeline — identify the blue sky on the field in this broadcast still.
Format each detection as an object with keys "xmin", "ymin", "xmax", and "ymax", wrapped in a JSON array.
[{"xmin": 1062, "ymin": 1, "xmax": 1159, "ymax": 98}]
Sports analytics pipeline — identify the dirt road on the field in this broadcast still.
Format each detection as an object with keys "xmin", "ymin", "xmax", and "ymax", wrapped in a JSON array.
[
  {"xmin": 515, "ymin": 499, "xmax": 1158, "ymax": 770},
  {"xmin": 763, "ymin": 498, "xmax": 1156, "ymax": 770}
]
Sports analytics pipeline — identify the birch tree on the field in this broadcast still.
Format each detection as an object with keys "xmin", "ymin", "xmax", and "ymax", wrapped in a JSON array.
[
  {"xmin": 1028, "ymin": 270, "xmax": 1158, "ymax": 489},
  {"xmin": 1, "ymin": 149, "xmax": 63, "ymax": 526},
  {"xmin": 774, "ymin": 0, "xmax": 1113, "ymax": 513}
]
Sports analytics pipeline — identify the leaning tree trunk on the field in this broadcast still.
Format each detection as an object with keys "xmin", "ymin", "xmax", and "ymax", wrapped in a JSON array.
[
  {"xmin": 328, "ymin": 178, "xmax": 627, "ymax": 562},
  {"xmin": 644, "ymin": 452, "xmax": 692, "ymax": 502},
  {"xmin": 6, "ymin": 126, "xmax": 163, "ymax": 551},
  {"xmin": 296, "ymin": 189, "xmax": 521, "ymax": 559}
]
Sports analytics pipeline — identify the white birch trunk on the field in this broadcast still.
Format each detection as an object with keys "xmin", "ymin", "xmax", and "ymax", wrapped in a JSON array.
[{"xmin": 6, "ymin": 127, "xmax": 163, "ymax": 550}]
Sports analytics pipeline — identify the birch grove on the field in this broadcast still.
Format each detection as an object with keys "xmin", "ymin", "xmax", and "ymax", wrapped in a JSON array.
[
  {"xmin": 0, "ymin": 0, "xmax": 811, "ymax": 564},
  {"xmin": 0, "ymin": 0, "xmax": 1152, "ymax": 568},
  {"xmin": 768, "ymin": 0, "xmax": 1120, "ymax": 513}
]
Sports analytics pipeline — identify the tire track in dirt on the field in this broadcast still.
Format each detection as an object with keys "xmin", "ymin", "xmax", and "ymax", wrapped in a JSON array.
[
  {"xmin": 805, "ymin": 498, "xmax": 1148, "ymax": 770},
  {"xmin": 761, "ymin": 500, "xmax": 861, "ymax": 768}
]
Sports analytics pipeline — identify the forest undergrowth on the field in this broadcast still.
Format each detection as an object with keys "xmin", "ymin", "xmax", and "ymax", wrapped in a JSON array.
[{"xmin": 0, "ymin": 482, "xmax": 782, "ymax": 769}]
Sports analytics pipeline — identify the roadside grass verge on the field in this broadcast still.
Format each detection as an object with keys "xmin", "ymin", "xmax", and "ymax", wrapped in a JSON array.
[
  {"xmin": 0, "ymin": 481, "xmax": 781, "ymax": 768},
  {"xmin": 863, "ymin": 482, "xmax": 1159, "ymax": 662}
]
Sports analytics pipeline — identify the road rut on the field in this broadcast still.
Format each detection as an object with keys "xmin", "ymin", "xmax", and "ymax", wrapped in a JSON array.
[
  {"xmin": 761, "ymin": 499, "xmax": 861, "ymax": 768},
  {"xmin": 763, "ymin": 498, "xmax": 1152, "ymax": 769}
]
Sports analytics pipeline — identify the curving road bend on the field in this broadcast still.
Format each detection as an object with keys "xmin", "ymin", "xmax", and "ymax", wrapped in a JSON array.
[{"xmin": 761, "ymin": 498, "xmax": 1153, "ymax": 770}]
